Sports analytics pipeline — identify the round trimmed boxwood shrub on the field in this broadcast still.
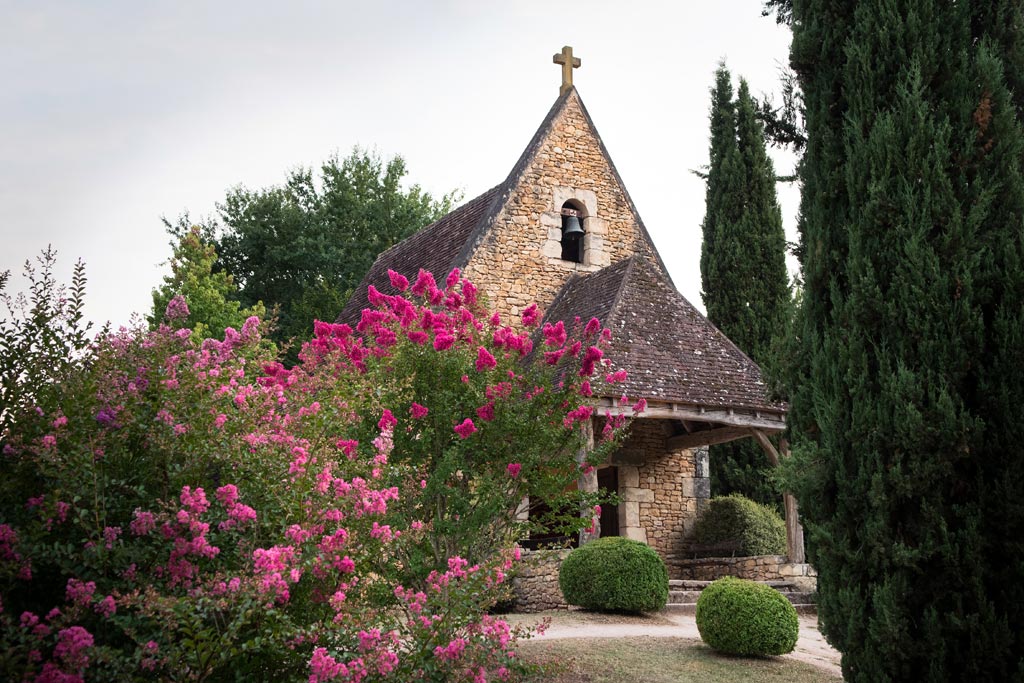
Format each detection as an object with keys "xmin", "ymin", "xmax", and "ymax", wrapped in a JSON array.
[
  {"xmin": 558, "ymin": 537, "xmax": 668, "ymax": 613},
  {"xmin": 695, "ymin": 577, "xmax": 799, "ymax": 656},
  {"xmin": 693, "ymin": 493, "xmax": 786, "ymax": 556}
]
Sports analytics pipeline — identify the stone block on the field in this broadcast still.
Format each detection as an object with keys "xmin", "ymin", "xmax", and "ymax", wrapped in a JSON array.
[
  {"xmin": 540, "ymin": 212, "xmax": 561, "ymax": 228},
  {"xmin": 695, "ymin": 447, "xmax": 710, "ymax": 478},
  {"xmin": 590, "ymin": 249, "xmax": 612, "ymax": 267},
  {"xmin": 779, "ymin": 563, "xmax": 807, "ymax": 577},
  {"xmin": 622, "ymin": 486, "xmax": 654, "ymax": 503},
  {"xmin": 587, "ymin": 216, "xmax": 608, "ymax": 235},
  {"xmin": 541, "ymin": 240, "xmax": 562, "ymax": 259},
  {"xmin": 695, "ymin": 478, "xmax": 711, "ymax": 499},
  {"xmin": 681, "ymin": 477, "xmax": 695, "ymax": 498},
  {"xmin": 619, "ymin": 465, "xmax": 639, "ymax": 488},
  {"xmin": 552, "ymin": 186, "xmax": 598, "ymax": 217},
  {"xmin": 622, "ymin": 501, "xmax": 641, "ymax": 527},
  {"xmin": 621, "ymin": 526, "xmax": 648, "ymax": 544},
  {"xmin": 612, "ymin": 448, "xmax": 645, "ymax": 465}
]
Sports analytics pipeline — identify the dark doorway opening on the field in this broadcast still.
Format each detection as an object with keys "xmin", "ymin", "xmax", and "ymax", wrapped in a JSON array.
[{"xmin": 598, "ymin": 466, "xmax": 619, "ymax": 537}]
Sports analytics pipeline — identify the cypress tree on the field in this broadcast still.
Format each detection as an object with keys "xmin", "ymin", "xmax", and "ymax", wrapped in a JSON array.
[
  {"xmin": 700, "ymin": 66, "xmax": 791, "ymax": 506},
  {"xmin": 785, "ymin": 0, "xmax": 1024, "ymax": 679}
]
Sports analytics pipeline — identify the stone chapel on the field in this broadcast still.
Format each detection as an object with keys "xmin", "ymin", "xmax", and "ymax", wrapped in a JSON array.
[{"xmin": 339, "ymin": 48, "xmax": 800, "ymax": 584}]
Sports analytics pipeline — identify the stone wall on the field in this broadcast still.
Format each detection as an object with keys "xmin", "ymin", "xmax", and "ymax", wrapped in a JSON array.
[
  {"xmin": 609, "ymin": 420, "xmax": 709, "ymax": 576},
  {"xmin": 511, "ymin": 548, "xmax": 571, "ymax": 612},
  {"xmin": 462, "ymin": 90, "xmax": 658, "ymax": 321},
  {"xmin": 675, "ymin": 555, "xmax": 817, "ymax": 590}
]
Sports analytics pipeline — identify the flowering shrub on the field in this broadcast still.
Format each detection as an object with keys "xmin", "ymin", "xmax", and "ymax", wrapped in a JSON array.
[{"xmin": 0, "ymin": 262, "xmax": 630, "ymax": 681}]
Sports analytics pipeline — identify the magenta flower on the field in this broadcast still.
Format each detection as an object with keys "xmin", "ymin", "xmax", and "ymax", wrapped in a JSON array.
[
  {"xmin": 54, "ymin": 625, "xmax": 94, "ymax": 670},
  {"xmin": 336, "ymin": 439, "xmax": 358, "ymax": 458},
  {"xmin": 410, "ymin": 403, "xmax": 429, "ymax": 419},
  {"xmin": 584, "ymin": 317, "xmax": 601, "ymax": 336},
  {"xmin": 580, "ymin": 345, "xmax": 604, "ymax": 376},
  {"xmin": 165, "ymin": 295, "xmax": 189, "ymax": 321},
  {"xmin": 544, "ymin": 349, "xmax": 565, "ymax": 365},
  {"xmin": 130, "ymin": 509, "xmax": 155, "ymax": 536},
  {"xmin": 445, "ymin": 267, "xmax": 461, "ymax": 289},
  {"xmin": 388, "ymin": 269, "xmax": 409, "ymax": 291},
  {"xmin": 475, "ymin": 346, "xmax": 497, "ymax": 372},
  {"xmin": 605, "ymin": 369, "xmax": 628, "ymax": 383},
  {"xmin": 433, "ymin": 333, "xmax": 455, "ymax": 351},
  {"xmin": 378, "ymin": 409, "xmax": 397, "ymax": 431},
  {"xmin": 462, "ymin": 279, "xmax": 478, "ymax": 305},
  {"xmin": 507, "ymin": 463, "xmax": 521, "ymax": 477},
  {"xmin": 521, "ymin": 303, "xmax": 539, "ymax": 327},
  {"xmin": 543, "ymin": 320, "xmax": 567, "ymax": 347},
  {"xmin": 66, "ymin": 578, "xmax": 96, "ymax": 605},
  {"xmin": 563, "ymin": 405, "xmax": 594, "ymax": 428},
  {"xmin": 95, "ymin": 595, "xmax": 116, "ymax": 617},
  {"xmin": 454, "ymin": 418, "xmax": 477, "ymax": 439},
  {"xmin": 476, "ymin": 402, "xmax": 495, "ymax": 422},
  {"xmin": 367, "ymin": 285, "xmax": 386, "ymax": 307},
  {"xmin": 411, "ymin": 269, "xmax": 437, "ymax": 296}
]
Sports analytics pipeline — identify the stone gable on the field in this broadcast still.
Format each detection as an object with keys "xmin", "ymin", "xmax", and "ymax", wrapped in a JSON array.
[{"xmin": 461, "ymin": 90, "xmax": 657, "ymax": 320}]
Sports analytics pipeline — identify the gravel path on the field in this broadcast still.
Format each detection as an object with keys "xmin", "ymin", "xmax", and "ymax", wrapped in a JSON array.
[{"xmin": 518, "ymin": 612, "xmax": 842, "ymax": 678}]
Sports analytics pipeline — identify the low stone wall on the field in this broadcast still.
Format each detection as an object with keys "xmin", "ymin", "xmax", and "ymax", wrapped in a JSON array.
[
  {"xmin": 675, "ymin": 555, "xmax": 817, "ymax": 590},
  {"xmin": 512, "ymin": 548, "xmax": 571, "ymax": 612}
]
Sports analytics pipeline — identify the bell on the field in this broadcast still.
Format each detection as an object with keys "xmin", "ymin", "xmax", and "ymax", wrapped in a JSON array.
[{"xmin": 563, "ymin": 215, "xmax": 584, "ymax": 236}]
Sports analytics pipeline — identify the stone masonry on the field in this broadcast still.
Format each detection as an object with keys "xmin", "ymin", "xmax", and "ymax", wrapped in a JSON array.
[
  {"xmin": 607, "ymin": 420, "xmax": 710, "ymax": 578},
  {"xmin": 511, "ymin": 548, "xmax": 571, "ymax": 612},
  {"xmin": 675, "ymin": 555, "xmax": 818, "ymax": 592},
  {"xmin": 462, "ymin": 90, "xmax": 657, "ymax": 322}
]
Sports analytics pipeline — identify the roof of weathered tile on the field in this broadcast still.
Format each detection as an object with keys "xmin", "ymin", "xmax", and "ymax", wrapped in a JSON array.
[
  {"xmin": 542, "ymin": 257, "xmax": 785, "ymax": 412},
  {"xmin": 336, "ymin": 89, "xmax": 783, "ymax": 414}
]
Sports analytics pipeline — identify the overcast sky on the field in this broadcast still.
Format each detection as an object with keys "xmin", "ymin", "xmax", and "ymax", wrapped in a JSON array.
[{"xmin": 1, "ymin": 1, "xmax": 798, "ymax": 330}]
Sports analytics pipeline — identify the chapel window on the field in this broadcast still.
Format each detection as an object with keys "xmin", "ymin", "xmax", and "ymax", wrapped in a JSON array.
[{"xmin": 560, "ymin": 201, "xmax": 585, "ymax": 263}]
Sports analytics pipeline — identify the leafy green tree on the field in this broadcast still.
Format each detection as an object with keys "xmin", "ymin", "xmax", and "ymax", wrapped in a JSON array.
[
  {"xmin": 149, "ymin": 226, "xmax": 266, "ymax": 342},
  {"xmin": 0, "ymin": 248, "xmax": 94, "ymax": 439},
  {"xmin": 700, "ymin": 65, "xmax": 791, "ymax": 506},
  {"xmin": 212, "ymin": 149, "xmax": 457, "ymax": 352},
  {"xmin": 783, "ymin": 0, "xmax": 1024, "ymax": 679}
]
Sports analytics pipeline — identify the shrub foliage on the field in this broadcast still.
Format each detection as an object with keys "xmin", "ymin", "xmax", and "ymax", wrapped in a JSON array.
[
  {"xmin": 693, "ymin": 494, "xmax": 785, "ymax": 556},
  {"xmin": 784, "ymin": 0, "xmax": 1024, "ymax": 677},
  {"xmin": 559, "ymin": 537, "xmax": 668, "ymax": 613},
  {"xmin": 695, "ymin": 577, "xmax": 798, "ymax": 656},
  {"xmin": 0, "ymin": 257, "xmax": 632, "ymax": 682}
]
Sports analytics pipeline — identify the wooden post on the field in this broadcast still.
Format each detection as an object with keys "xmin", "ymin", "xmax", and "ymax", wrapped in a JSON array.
[
  {"xmin": 779, "ymin": 438, "xmax": 805, "ymax": 564},
  {"xmin": 577, "ymin": 418, "xmax": 599, "ymax": 545},
  {"xmin": 751, "ymin": 431, "xmax": 805, "ymax": 564},
  {"xmin": 783, "ymin": 492, "xmax": 805, "ymax": 564}
]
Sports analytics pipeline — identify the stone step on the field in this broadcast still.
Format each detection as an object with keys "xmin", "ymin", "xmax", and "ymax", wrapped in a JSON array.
[
  {"xmin": 667, "ymin": 588, "xmax": 816, "ymax": 606},
  {"xmin": 669, "ymin": 579, "xmax": 800, "ymax": 590},
  {"xmin": 664, "ymin": 602, "xmax": 818, "ymax": 616},
  {"xmin": 668, "ymin": 590, "xmax": 702, "ymax": 602}
]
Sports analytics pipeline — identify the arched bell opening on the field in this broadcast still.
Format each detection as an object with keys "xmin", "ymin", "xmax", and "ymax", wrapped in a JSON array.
[{"xmin": 560, "ymin": 200, "xmax": 586, "ymax": 263}]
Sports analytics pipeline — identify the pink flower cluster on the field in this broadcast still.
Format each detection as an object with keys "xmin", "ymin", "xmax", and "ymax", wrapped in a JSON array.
[
  {"xmin": 0, "ymin": 268, "xmax": 631, "ymax": 683},
  {"xmin": 0, "ymin": 523, "xmax": 32, "ymax": 579},
  {"xmin": 215, "ymin": 484, "xmax": 257, "ymax": 531}
]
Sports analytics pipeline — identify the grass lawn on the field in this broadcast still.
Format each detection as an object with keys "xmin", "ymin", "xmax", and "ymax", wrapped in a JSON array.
[{"xmin": 518, "ymin": 636, "xmax": 842, "ymax": 683}]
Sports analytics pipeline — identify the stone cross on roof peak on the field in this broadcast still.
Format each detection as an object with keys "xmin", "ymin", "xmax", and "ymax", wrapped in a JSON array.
[{"xmin": 552, "ymin": 45, "xmax": 581, "ymax": 96}]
